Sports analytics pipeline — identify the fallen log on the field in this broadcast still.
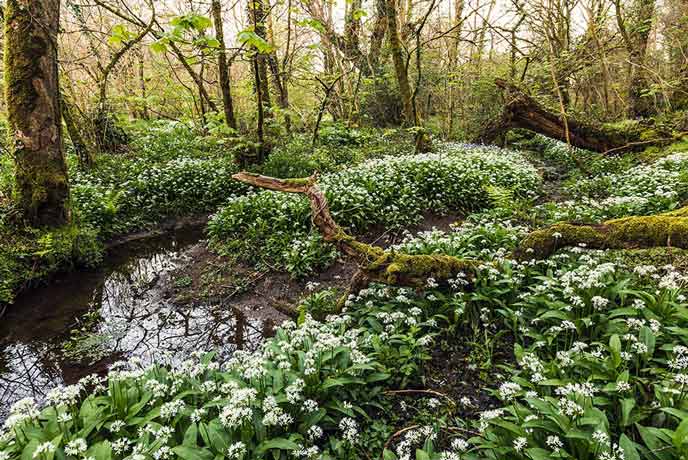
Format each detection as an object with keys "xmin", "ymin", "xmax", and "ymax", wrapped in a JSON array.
[
  {"xmin": 517, "ymin": 206, "xmax": 688, "ymax": 259},
  {"xmin": 232, "ymin": 173, "xmax": 688, "ymax": 296},
  {"xmin": 232, "ymin": 172, "xmax": 482, "ymax": 293},
  {"xmin": 477, "ymin": 79, "xmax": 678, "ymax": 154}
]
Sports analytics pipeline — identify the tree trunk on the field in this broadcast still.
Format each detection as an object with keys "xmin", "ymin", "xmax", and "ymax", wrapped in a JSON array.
[
  {"xmin": 5, "ymin": 0, "xmax": 70, "ymax": 226},
  {"xmin": 137, "ymin": 47, "xmax": 150, "ymax": 120},
  {"xmin": 518, "ymin": 206, "xmax": 688, "ymax": 260},
  {"xmin": 266, "ymin": 10, "xmax": 290, "ymax": 132},
  {"xmin": 446, "ymin": 0, "xmax": 464, "ymax": 136},
  {"xmin": 478, "ymin": 79, "xmax": 677, "ymax": 154},
  {"xmin": 211, "ymin": 0, "xmax": 237, "ymax": 130},
  {"xmin": 61, "ymin": 95, "xmax": 93, "ymax": 169},
  {"xmin": 385, "ymin": 0, "xmax": 414, "ymax": 125},
  {"xmin": 615, "ymin": 0, "xmax": 656, "ymax": 118},
  {"xmin": 368, "ymin": 0, "xmax": 388, "ymax": 72},
  {"xmin": 665, "ymin": 0, "xmax": 688, "ymax": 109},
  {"xmin": 248, "ymin": 0, "xmax": 272, "ymax": 117}
]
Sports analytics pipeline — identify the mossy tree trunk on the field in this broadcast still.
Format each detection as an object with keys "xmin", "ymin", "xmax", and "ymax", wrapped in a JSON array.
[
  {"xmin": 368, "ymin": 0, "xmax": 388, "ymax": 73},
  {"xmin": 667, "ymin": 0, "xmax": 688, "ymax": 110},
  {"xmin": 246, "ymin": 0, "xmax": 273, "ymax": 162},
  {"xmin": 5, "ymin": 0, "xmax": 70, "ymax": 226},
  {"xmin": 518, "ymin": 206, "xmax": 688, "ymax": 259},
  {"xmin": 247, "ymin": 0, "xmax": 273, "ymax": 116},
  {"xmin": 478, "ymin": 79, "xmax": 677, "ymax": 154},
  {"xmin": 211, "ymin": 0, "xmax": 237, "ymax": 130},
  {"xmin": 385, "ymin": 0, "xmax": 414, "ymax": 126},
  {"xmin": 61, "ymin": 94, "xmax": 93, "ymax": 169},
  {"xmin": 266, "ymin": 12, "xmax": 291, "ymax": 133},
  {"xmin": 613, "ymin": 0, "xmax": 656, "ymax": 118}
]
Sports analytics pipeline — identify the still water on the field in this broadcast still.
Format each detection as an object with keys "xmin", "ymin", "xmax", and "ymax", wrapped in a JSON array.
[{"xmin": 0, "ymin": 228, "xmax": 284, "ymax": 419}]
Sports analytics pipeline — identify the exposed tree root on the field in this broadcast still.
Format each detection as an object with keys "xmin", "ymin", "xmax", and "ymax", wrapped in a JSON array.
[
  {"xmin": 518, "ymin": 206, "xmax": 688, "ymax": 259},
  {"xmin": 232, "ymin": 173, "xmax": 482, "ymax": 295},
  {"xmin": 477, "ymin": 79, "xmax": 678, "ymax": 154}
]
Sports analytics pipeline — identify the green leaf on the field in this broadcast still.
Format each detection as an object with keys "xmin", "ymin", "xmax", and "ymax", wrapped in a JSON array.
[
  {"xmin": 150, "ymin": 40, "xmax": 168, "ymax": 53},
  {"xmin": 352, "ymin": 9, "xmax": 368, "ymax": 20},
  {"xmin": 183, "ymin": 423, "xmax": 198, "ymax": 447},
  {"xmin": 172, "ymin": 446, "xmax": 213, "ymax": 460},
  {"xmin": 525, "ymin": 448, "xmax": 554, "ymax": 460},
  {"xmin": 86, "ymin": 441, "xmax": 112, "ymax": 460},
  {"xmin": 256, "ymin": 438, "xmax": 300, "ymax": 454},
  {"xmin": 621, "ymin": 398, "xmax": 636, "ymax": 427},
  {"xmin": 673, "ymin": 418, "xmax": 688, "ymax": 448},
  {"xmin": 366, "ymin": 372, "xmax": 390, "ymax": 383},
  {"xmin": 639, "ymin": 326, "xmax": 656, "ymax": 356},
  {"xmin": 415, "ymin": 449, "xmax": 430, "ymax": 460},
  {"xmin": 237, "ymin": 30, "xmax": 274, "ymax": 53},
  {"xmin": 383, "ymin": 449, "xmax": 397, "ymax": 460},
  {"xmin": 610, "ymin": 334, "xmax": 622, "ymax": 368},
  {"xmin": 620, "ymin": 434, "xmax": 640, "ymax": 460}
]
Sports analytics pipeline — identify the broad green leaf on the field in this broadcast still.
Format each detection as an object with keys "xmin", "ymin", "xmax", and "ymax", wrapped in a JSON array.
[
  {"xmin": 172, "ymin": 446, "xmax": 213, "ymax": 460},
  {"xmin": 620, "ymin": 434, "xmax": 640, "ymax": 460},
  {"xmin": 256, "ymin": 438, "xmax": 300, "ymax": 454}
]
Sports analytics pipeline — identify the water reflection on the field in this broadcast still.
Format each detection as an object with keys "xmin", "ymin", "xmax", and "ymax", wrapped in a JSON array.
[{"xmin": 0, "ymin": 229, "xmax": 283, "ymax": 419}]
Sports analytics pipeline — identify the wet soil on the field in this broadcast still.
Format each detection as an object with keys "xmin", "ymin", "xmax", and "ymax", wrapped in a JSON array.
[
  {"xmin": 168, "ymin": 212, "xmax": 461, "ymax": 313},
  {"xmin": 424, "ymin": 332, "xmax": 516, "ymax": 417}
]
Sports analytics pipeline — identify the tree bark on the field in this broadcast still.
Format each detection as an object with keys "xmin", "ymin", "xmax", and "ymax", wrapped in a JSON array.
[
  {"xmin": 667, "ymin": 0, "xmax": 688, "ymax": 109},
  {"xmin": 5, "ymin": 0, "xmax": 70, "ymax": 226},
  {"xmin": 614, "ymin": 0, "xmax": 656, "ymax": 118},
  {"xmin": 266, "ymin": 11, "xmax": 290, "ymax": 131},
  {"xmin": 478, "ymin": 79, "xmax": 677, "ymax": 154},
  {"xmin": 61, "ymin": 95, "xmax": 93, "ymax": 169},
  {"xmin": 211, "ymin": 0, "xmax": 237, "ymax": 130},
  {"xmin": 385, "ymin": 0, "xmax": 414, "ymax": 125},
  {"xmin": 136, "ymin": 47, "xmax": 150, "ymax": 120},
  {"xmin": 368, "ymin": 0, "xmax": 388, "ymax": 72},
  {"xmin": 247, "ymin": 0, "xmax": 272, "ymax": 117}
]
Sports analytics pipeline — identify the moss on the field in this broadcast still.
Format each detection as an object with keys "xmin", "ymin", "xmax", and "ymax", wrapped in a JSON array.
[
  {"xmin": 381, "ymin": 253, "xmax": 477, "ymax": 284},
  {"xmin": 0, "ymin": 222, "xmax": 103, "ymax": 304},
  {"xmin": 519, "ymin": 210, "xmax": 688, "ymax": 259},
  {"xmin": 5, "ymin": 0, "xmax": 70, "ymax": 226},
  {"xmin": 519, "ymin": 223, "xmax": 607, "ymax": 259}
]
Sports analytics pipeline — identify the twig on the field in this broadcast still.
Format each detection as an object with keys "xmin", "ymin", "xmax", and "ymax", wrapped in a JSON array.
[{"xmin": 382, "ymin": 425, "xmax": 420, "ymax": 455}]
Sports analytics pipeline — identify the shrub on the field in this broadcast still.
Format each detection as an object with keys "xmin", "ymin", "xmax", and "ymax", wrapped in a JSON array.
[{"xmin": 259, "ymin": 128, "xmax": 414, "ymax": 179}]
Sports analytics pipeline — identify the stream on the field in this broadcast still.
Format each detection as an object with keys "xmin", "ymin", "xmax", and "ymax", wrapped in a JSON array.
[{"xmin": 0, "ymin": 227, "xmax": 283, "ymax": 419}]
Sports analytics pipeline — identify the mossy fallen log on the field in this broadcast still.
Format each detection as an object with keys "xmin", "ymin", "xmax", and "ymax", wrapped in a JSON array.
[
  {"xmin": 518, "ymin": 206, "xmax": 688, "ymax": 259},
  {"xmin": 477, "ymin": 79, "xmax": 680, "ymax": 154},
  {"xmin": 232, "ymin": 172, "xmax": 482, "ymax": 292}
]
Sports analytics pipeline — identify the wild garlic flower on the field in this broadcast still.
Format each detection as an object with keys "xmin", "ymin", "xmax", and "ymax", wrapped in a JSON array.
[
  {"xmin": 339, "ymin": 417, "xmax": 358, "ymax": 444},
  {"xmin": 32, "ymin": 442, "xmax": 56, "ymax": 459},
  {"xmin": 546, "ymin": 435, "xmax": 563, "ymax": 452},
  {"xmin": 65, "ymin": 439, "xmax": 88, "ymax": 456}
]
